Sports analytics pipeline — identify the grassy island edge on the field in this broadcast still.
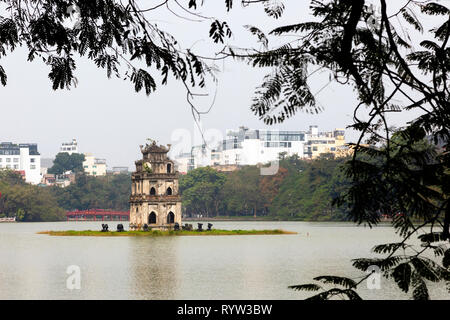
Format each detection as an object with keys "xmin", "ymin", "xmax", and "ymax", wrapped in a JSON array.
[{"xmin": 37, "ymin": 229, "xmax": 297, "ymax": 237}]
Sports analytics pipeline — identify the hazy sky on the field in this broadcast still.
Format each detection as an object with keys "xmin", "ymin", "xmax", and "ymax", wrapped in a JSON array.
[{"xmin": 0, "ymin": 0, "xmax": 432, "ymax": 168}]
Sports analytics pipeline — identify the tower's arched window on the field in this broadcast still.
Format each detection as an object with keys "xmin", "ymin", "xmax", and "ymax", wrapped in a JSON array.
[
  {"xmin": 148, "ymin": 212, "xmax": 157, "ymax": 224},
  {"xmin": 150, "ymin": 187, "xmax": 156, "ymax": 195},
  {"xmin": 167, "ymin": 163, "xmax": 172, "ymax": 173},
  {"xmin": 167, "ymin": 211, "xmax": 175, "ymax": 224},
  {"xmin": 166, "ymin": 187, "xmax": 172, "ymax": 195}
]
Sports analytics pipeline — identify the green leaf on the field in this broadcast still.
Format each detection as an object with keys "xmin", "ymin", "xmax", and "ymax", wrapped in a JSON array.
[
  {"xmin": 410, "ymin": 257, "xmax": 440, "ymax": 282},
  {"xmin": 47, "ymin": 56, "xmax": 77, "ymax": 90},
  {"xmin": 225, "ymin": 0, "xmax": 233, "ymax": 11},
  {"xmin": 352, "ymin": 256, "xmax": 406, "ymax": 272},
  {"xmin": 131, "ymin": 69, "xmax": 156, "ymax": 95},
  {"xmin": 344, "ymin": 289, "xmax": 362, "ymax": 300},
  {"xmin": 0, "ymin": 64, "xmax": 6, "ymax": 86},
  {"xmin": 411, "ymin": 272, "xmax": 429, "ymax": 300},
  {"xmin": 270, "ymin": 22, "xmax": 321, "ymax": 35},
  {"xmin": 392, "ymin": 263, "xmax": 412, "ymax": 293},
  {"xmin": 209, "ymin": 20, "xmax": 232, "ymax": 44},
  {"xmin": 288, "ymin": 284, "xmax": 321, "ymax": 292},
  {"xmin": 418, "ymin": 232, "xmax": 445, "ymax": 243},
  {"xmin": 401, "ymin": 8, "xmax": 423, "ymax": 32},
  {"xmin": 313, "ymin": 275, "xmax": 357, "ymax": 289},
  {"xmin": 263, "ymin": 0, "xmax": 285, "ymax": 19},
  {"xmin": 421, "ymin": 3, "xmax": 450, "ymax": 16},
  {"xmin": 372, "ymin": 242, "xmax": 408, "ymax": 254},
  {"xmin": 244, "ymin": 25, "xmax": 268, "ymax": 49},
  {"xmin": 443, "ymin": 249, "xmax": 450, "ymax": 269}
]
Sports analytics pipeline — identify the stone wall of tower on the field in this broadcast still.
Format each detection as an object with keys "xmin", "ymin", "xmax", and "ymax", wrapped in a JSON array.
[
  {"xmin": 130, "ymin": 202, "xmax": 182, "ymax": 227},
  {"xmin": 129, "ymin": 141, "xmax": 182, "ymax": 230}
]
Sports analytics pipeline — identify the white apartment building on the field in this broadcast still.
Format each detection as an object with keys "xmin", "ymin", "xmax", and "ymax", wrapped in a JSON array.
[
  {"xmin": 174, "ymin": 126, "xmax": 346, "ymax": 172},
  {"xmin": 60, "ymin": 139, "xmax": 79, "ymax": 155},
  {"xmin": 82, "ymin": 153, "xmax": 107, "ymax": 176},
  {"xmin": 0, "ymin": 142, "xmax": 41, "ymax": 184}
]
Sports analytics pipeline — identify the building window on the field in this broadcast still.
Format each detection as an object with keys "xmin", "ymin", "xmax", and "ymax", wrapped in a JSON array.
[
  {"xmin": 30, "ymin": 158, "xmax": 35, "ymax": 163},
  {"xmin": 0, "ymin": 158, "xmax": 2, "ymax": 162},
  {"xmin": 6, "ymin": 158, "xmax": 10, "ymax": 162},
  {"xmin": 167, "ymin": 163, "xmax": 172, "ymax": 173},
  {"xmin": 6, "ymin": 165, "xmax": 11, "ymax": 168},
  {"xmin": 30, "ymin": 165, "xmax": 36, "ymax": 169},
  {"xmin": 14, "ymin": 165, "xmax": 18, "ymax": 169},
  {"xmin": 167, "ymin": 212, "xmax": 175, "ymax": 224},
  {"xmin": 150, "ymin": 187, "xmax": 156, "ymax": 195},
  {"xmin": 148, "ymin": 212, "xmax": 157, "ymax": 224},
  {"xmin": 13, "ymin": 158, "xmax": 18, "ymax": 163},
  {"xmin": 313, "ymin": 146, "xmax": 318, "ymax": 151},
  {"xmin": 166, "ymin": 187, "xmax": 172, "ymax": 195}
]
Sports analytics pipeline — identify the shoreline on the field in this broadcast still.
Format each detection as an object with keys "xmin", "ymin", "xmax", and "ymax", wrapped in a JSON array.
[{"xmin": 37, "ymin": 229, "xmax": 298, "ymax": 237}]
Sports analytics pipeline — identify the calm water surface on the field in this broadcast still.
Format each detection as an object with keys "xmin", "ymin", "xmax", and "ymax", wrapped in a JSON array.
[{"xmin": 0, "ymin": 221, "xmax": 448, "ymax": 300}]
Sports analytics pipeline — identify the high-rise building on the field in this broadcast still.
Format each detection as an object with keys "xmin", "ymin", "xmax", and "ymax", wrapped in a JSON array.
[
  {"xmin": 174, "ymin": 125, "xmax": 346, "ymax": 172},
  {"xmin": 0, "ymin": 142, "xmax": 41, "ymax": 184}
]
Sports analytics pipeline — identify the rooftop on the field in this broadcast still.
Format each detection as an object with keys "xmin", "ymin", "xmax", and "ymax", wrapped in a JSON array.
[{"xmin": 0, "ymin": 142, "xmax": 40, "ymax": 155}]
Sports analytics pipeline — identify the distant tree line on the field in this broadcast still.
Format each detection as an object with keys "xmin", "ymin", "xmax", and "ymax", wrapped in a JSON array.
[
  {"xmin": 0, "ymin": 170, "xmax": 131, "ymax": 221},
  {"xmin": 0, "ymin": 155, "xmax": 354, "ymax": 222},
  {"xmin": 0, "ymin": 170, "xmax": 65, "ymax": 221},
  {"xmin": 180, "ymin": 155, "xmax": 352, "ymax": 221},
  {"xmin": 51, "ymin": 173, "xmax": 131, "ymax": 211}
]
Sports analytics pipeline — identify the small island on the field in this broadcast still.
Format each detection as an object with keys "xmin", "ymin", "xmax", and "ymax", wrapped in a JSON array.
[
  {"xmin": 37, "ymin": 229, "xmax": 297, "ymax": 237},
  {"xmin": 37, "ymin": 145, "xmax": 298, "ymax": 238}
]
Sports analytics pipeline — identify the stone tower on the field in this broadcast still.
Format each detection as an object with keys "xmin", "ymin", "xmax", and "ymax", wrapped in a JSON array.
[{"xmin": 129, "ymin": 140, "xmax": 182, "ymax": 230}]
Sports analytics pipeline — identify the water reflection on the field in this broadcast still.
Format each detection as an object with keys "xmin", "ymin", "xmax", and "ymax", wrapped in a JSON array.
[
  {"xmin": 0, "ymin": 221, "xmax": 447, "ymax": 299},
  {"xmin": 128, "ymin": 237, "xmax": 179, "ymax": 299}
]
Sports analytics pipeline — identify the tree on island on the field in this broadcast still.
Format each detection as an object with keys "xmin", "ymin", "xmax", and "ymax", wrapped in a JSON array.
[
  {"xmin": 48, "ymin": 152, "xmax": 85, "ymax": 175},
  {"xmin": 0, "ymin": 0, "xmax": 449, "ymax": 299}
]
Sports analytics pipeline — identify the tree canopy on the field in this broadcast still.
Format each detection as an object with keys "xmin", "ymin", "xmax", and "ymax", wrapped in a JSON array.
[
  {"xmin": 51, "ymin": 172, "xmax": 131, "ymax": 210},
  {"xmin": 48, "ymin": 152, "xmax": 85, "ymax": 174},
  {"xmin": 179, "ymin": 156, "xmax": 351, "ymax": 220},
  {"xmin": 0, "ymin": 170, "xmax": 65, "ymax": 221}
]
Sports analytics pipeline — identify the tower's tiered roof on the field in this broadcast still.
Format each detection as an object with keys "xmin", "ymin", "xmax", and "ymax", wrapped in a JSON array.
[{"xmin": 140, "ymin": 141, "xmax": 171, "ymax": 156}]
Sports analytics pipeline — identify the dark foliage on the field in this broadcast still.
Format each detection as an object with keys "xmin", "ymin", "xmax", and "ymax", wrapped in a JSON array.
[{"xmin": 48, "ymin": 152, "xmax": 85, "ymax": 175}]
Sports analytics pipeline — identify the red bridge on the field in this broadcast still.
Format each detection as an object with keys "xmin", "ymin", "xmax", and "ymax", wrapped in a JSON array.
[{"xmin": 66, "ymin": 209, "xmax": 130, "ymax": 221}]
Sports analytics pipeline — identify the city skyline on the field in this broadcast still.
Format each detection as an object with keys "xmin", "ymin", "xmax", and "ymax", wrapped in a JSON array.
[
  {"xmin": 1, "ymin": 123, "xmax": 348, "ymax": 169},
  {"xmin": 0, "ymin": 1, "xmax": 422, "ymax": 169}
]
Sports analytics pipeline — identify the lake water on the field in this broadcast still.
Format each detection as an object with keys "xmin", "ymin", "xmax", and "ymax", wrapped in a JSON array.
[{"xmin": 0, "ymin": 221, "xmax": 448, "ymax": 300}]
